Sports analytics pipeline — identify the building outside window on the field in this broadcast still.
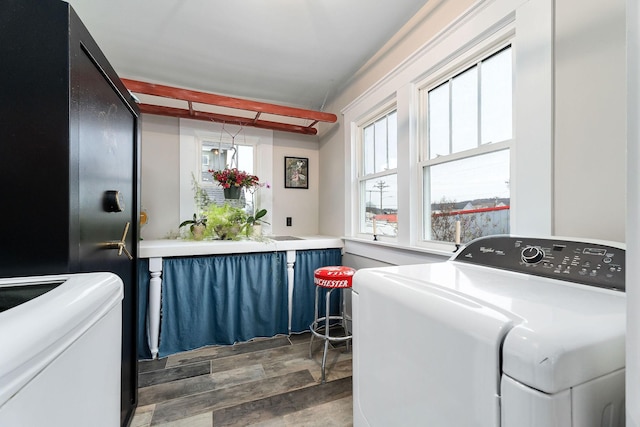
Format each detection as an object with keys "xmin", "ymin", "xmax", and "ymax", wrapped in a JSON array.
[
  {"xmin": 359, "ymin": 109, "xmax": 398, "ymax": 237},
  {"xmin": 420, "ymin": 45, "xmax": 512, "ymax": 244}
]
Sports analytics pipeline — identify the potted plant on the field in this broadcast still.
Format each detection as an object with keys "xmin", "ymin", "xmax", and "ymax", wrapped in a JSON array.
[
  {"xmin": 179, "ymin": 214, "xmax": 208, "ymax": 240},
  {"xmin": 244, "ymin": 208, "xmax": 270, "ymax": 236},
  {"xmin": 209, "ymin": 168, "xmax": 261, "ymax": 199},
  {"xmin": 203, "ymin": 204, "xmax": 247, "ymax": 240}
]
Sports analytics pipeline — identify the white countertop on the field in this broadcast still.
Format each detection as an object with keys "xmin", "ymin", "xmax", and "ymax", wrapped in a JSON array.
[{"xmin": 138, "ymin": 235, "xmax": 344, "ymax": 258}]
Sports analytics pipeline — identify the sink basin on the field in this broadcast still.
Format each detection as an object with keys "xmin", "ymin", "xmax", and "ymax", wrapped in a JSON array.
[{"xmin": 270, "ymin": 236, "xmax": 303, "ymax": 241}]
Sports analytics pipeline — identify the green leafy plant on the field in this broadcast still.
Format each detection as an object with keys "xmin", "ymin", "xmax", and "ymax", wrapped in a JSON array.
[
  {"xmin": 247, "ymin": 208, "xmax": 269, "ymax": 225},
  {"xmin": 203, "ymin": 204, "xmax": 247, "ymax": 240},
  {"xmin": 244, "ymin": 208, "xmax": 270, "ymax": 236}
]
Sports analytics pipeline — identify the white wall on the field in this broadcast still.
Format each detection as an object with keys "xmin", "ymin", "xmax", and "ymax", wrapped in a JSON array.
[
  {"xmin": 555, "ymin": 0, "xmax": 627, "ymax": 242},
  {"xmin": 271, "ymin": 131, "xmax": 320, "ymax": 236},
  {"xmin": 140, "ymin": 115, "xmax": 180, "ymax": 240}
]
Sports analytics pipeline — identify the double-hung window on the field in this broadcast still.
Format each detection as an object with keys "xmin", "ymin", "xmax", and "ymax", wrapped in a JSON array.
[
  {"xmin": 358, "ymin": 109, "xmax": 398, "ymax": 237},
  {"xmin": 420, "ymin": 45, "xmax": 513, "ymax": 244},
  {"xmin": 198, "ymin": 139, "xmax": 256, "ymax": 211}
]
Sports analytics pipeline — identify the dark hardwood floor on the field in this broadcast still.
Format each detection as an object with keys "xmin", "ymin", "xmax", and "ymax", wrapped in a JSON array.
[{"xmin": 131, "ymin": 331, "xmax": 353, "ymax": 426}]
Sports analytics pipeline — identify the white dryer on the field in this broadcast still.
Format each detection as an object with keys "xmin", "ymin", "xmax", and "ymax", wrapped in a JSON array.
[{"xmin": 352, "ymin": 236, "xmax": 625, "ymax": 427}]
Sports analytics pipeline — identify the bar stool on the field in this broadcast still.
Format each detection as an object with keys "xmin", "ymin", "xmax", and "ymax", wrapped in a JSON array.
[{"xmin": 309, "ymin": 266, "xmax": 355, "ymax": 383}]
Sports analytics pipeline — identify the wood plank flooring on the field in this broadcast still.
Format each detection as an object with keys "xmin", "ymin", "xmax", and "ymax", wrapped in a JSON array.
[{"xmin": 130, "ymin": 331, "xmax": 353, "ymax": 426}]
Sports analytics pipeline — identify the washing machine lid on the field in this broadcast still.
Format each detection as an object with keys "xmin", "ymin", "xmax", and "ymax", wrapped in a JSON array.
[
  {"xmin": 498, "ymin": 273, "xmax": 625, "ymax": 393},
  {"xmin": 353, "ymin": 264, "xmax": 517, "ymax": 426},
  {"xmin": 0, "ymin": 272, "xmax": 124, "ymax": 407},
  {"xmin": 362, "ymin": 260, "xmax": 626, "ymax": 394}
]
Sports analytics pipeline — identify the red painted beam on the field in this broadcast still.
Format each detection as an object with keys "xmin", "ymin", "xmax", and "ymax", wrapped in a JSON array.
[
  {"xmin": 137, "ymin": 104, "xmax": 318, "ymax": 135},
  {"xmin": 122, "ymin": 78, "xmax": 336, "ymax": 124}
]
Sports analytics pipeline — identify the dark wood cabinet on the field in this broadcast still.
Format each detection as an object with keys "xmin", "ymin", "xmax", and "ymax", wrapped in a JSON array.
[{"xmin": 0, "ymin": 1, "xmax": 140, "ymax": 425}]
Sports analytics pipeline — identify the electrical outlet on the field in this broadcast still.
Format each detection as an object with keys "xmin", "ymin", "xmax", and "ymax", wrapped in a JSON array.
[{"xmin": 286, "ymin": 217, "xmax": 292, "ymax": 226}]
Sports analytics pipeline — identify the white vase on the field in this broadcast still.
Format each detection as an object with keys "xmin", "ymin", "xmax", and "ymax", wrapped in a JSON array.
[{"xmin": 252, "ymin": 224, "xmax": 262, "ymax": 236}]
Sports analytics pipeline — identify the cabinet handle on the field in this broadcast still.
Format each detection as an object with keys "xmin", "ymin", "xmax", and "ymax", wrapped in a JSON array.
[{"xmin": 101, "ymin": 222, "xmax": 133, "ymax": 260}]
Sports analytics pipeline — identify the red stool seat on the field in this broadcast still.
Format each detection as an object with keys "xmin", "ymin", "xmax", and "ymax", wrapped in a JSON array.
[
  {"xmin": 310, "ymin": 266, "xmax": 355, "ymax": 383},
  {"xmin": 314, "ymin": 266, "xmax": 355, "ymax": 289}
]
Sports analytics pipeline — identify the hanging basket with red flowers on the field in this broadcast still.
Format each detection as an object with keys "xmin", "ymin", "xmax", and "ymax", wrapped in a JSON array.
[{"xmin": 209, "ymin": 168, "xmax": 261, "ymax": 189}]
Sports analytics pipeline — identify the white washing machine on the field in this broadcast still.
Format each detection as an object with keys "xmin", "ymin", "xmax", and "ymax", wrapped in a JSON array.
[
  {"xmin": 352, "ymin": 236, "xmax": 626, "ymax": 427},
  {"xmin": 0, "ymin": 272, "xmax": 123, "ymax": 426}
]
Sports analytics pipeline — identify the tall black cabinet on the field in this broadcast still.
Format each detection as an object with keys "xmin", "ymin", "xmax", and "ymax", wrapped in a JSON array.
[{"xmin": 0, "ymin": 1, "xmax": 140, "ymax": 425}]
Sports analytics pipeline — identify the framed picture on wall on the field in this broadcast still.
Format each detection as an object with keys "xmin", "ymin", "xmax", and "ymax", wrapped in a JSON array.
[{"xmin": 284, "ymin": 156, "xmax": 309, "ymax": 189}]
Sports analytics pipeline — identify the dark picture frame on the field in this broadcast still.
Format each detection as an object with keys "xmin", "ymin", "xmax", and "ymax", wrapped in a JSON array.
[{"xmin": 284, "ymin": 156, "xmax": 309, "ymax": 189}]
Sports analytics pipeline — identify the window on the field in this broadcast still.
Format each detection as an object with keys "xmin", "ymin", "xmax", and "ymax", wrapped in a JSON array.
[
  {"xmin": 359, "ymin": 109, "xmax": 398, "ymax": 237},
  {"xmin": 421, "ymin": 45, "xmax": 512, "ymax": 244},
  {"xmin": 179, "ymin": 122, "xmax": 273, "ymax": 234},
  {"xmin": 199, "ymin": 140, "xmax": 256, "ymax": 211}
]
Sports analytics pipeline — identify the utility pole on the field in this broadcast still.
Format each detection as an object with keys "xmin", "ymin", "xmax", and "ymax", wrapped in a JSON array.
[{"xmin": 373, "ymin": 180, "xmax": 389, "ymax": 211}]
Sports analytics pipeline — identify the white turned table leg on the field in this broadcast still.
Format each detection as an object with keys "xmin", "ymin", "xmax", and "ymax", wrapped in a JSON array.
[
  {"xmin": 147, "ymin": 257, "xmax": 163, "ymax": 359},
  {"xmin": 286, "ymin": 250, "xmax": 296, "ymax": 334}
]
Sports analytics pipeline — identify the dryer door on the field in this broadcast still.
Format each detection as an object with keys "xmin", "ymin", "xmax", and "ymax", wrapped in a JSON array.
[{"xmin": 353, "ymin": 267, "xmax": 517, "ymax": 427}]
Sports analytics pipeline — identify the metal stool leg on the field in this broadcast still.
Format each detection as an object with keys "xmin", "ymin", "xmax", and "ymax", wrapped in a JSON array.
[
  {"xmin": 310, "ymin": 284, "xmax": 352, "ymax": 383},
  {"xmin": 341, "ymin": 288, "xmax": 350, "ymax": 352},
  {"xmin": 309, "ymin": 285, "xmax": 320, "ymax": 359},
  {"xmin": 320, "ymin": 288, "xmax": 333, "ymax": 383}
]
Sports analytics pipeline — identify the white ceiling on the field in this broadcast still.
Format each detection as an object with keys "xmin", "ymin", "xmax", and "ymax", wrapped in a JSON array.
[{"xmin": 66, "ymin": 0, "xmax": 429, "ymax": 111}]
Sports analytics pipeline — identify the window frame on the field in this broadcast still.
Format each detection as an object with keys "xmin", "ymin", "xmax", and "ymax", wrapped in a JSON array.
[
  {"xmin": 356, "ymin": 103, "xmax": 398, "ymax": 240},
  {"xmin": 179, "ymin": 121, "xmax": 273, "ymax": 235},
  {"xmin": 415, "ymin": 42, "xmax": 516, "ymax": 247},
  {"xmin": 416, "ymin": 42, "xmax": 514, "ymax": 246},
  {"xmin": 197, "ymin": 137, "xmax": 258, "ymax": 211}
]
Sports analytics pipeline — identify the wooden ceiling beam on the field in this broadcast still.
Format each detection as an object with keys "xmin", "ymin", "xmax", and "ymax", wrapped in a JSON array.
[
  {"xmin": 137, "ymin": 103, "xmax": 318, "ymax": 135},
  {"xmin": 122, "ymin": 78, "xmax": 337, "ymax": 124}
]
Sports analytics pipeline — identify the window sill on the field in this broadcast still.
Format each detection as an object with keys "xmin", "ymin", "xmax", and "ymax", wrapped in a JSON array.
[{"xmin": 342, "ymin": 236, "xmax": 453, "ymax": 266}]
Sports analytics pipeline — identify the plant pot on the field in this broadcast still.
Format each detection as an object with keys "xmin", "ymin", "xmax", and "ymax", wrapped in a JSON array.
[
  {"xmin": 252, "ymin": 224, "xmax": 262, "ymax": 236},
  {"xmin": 191, "ymin": 224, "xmax": 206, "ymax": 240},
  {"xmin": 213, "ymin": 224, "xmax": 242, "ymax": 240},
  {"xmin": 223, "ymin": 186, "xmax": 242, "ymax": 199}
]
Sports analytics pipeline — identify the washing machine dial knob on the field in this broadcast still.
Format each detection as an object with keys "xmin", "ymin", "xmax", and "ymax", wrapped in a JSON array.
[{"xmin": 521, "ymin": 246, "xmax": 545, "ymax": 264}]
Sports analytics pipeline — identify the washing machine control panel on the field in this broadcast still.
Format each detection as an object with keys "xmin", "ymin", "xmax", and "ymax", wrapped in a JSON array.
[{"xmin": 454, "ymin": 236, "xmax": 625, "ymax": 291}]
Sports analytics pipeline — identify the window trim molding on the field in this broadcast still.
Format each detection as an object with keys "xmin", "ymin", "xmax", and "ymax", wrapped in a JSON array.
[{"xmin": 355, "ymin": 105, "xmax": 399, "ymax": 240}]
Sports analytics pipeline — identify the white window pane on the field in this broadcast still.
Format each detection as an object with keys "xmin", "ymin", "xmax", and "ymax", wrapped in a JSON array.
[
  {"xmin": 425, "ymin": 150, "xmax": 510, "ymax": 242},
  {"xmin": 428, "ymin": 83, "xmax": 450, "ymax": 159},
  {"xmin": 481, "ymin": 48, "xmax": 512, "ymax": 144},
  {"xmin": 362, "ymin": 174, "xmax": 397, "ymax": 237},
  {"xmin": 237, "ymin": 145, "xmax": 254, "ymax": 174},
  {"xmin": 363, "ymin": 125, "xmax": 374, "ymax": 175},
  {"xmin": 388, "ymin": 111, "xmax": 398, "ymax": 169},
  {"xmin": 199, "ymin": 142, "xmax": 255, "ymax": 211},
  {"xmin": 374, "ymin": 118, "xmax": 388, "ymax": 172},
  {"xmin": 451, "ymin": 67, "xmax": 478, "ymax": 153}
]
